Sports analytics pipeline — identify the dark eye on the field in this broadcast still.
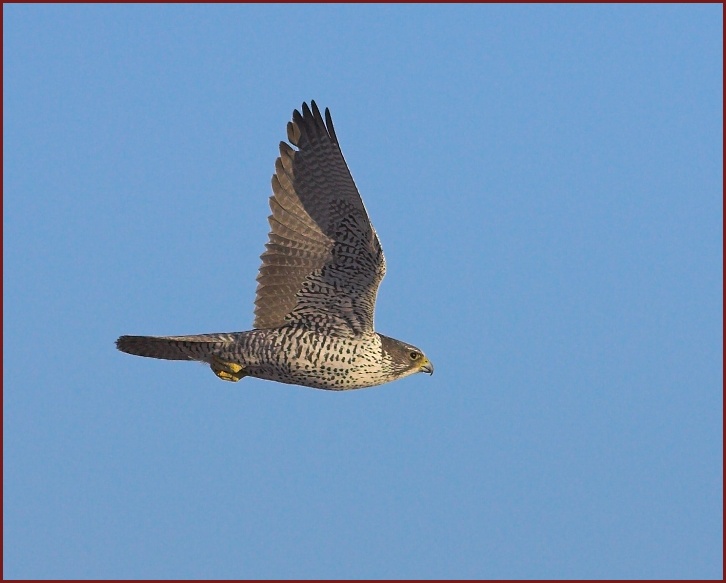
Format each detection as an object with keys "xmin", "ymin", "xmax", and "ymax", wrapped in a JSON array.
[{"xmin": 409, "ymin": 351, "xmax": 420, "ymax": 360}]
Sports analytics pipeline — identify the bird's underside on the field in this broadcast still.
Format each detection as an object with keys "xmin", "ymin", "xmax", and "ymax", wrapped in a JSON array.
[{"xmin": 116, "ymin": 101, "xmax": 433, "ymax": 390}]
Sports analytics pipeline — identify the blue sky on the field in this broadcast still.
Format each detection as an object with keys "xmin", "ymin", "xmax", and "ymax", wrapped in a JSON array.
[{"xmin": 3, "ymin": 4, "xmax": 722, "ymax": 579}]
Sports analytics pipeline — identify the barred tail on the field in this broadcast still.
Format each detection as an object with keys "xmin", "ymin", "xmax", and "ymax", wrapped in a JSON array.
[{"xmin": 116, "ymin": 334, "xmax": 237, "ymax": 362}]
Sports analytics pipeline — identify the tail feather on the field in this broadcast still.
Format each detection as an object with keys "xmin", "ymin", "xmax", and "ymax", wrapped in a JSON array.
[{"xmin": 116, "ymin": 334, "xmax": 236, "ymax": 362}]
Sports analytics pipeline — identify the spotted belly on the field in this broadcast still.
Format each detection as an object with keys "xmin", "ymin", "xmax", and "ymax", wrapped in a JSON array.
[{"xmin": 217, "ymin": 328, "xmax": 389, "ymax": 390}]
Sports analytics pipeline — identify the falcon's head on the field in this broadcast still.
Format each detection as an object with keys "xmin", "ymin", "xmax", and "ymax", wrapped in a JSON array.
[{"xmin": 378, "ymin": 334, "xmax": 434, "ymax": 380}]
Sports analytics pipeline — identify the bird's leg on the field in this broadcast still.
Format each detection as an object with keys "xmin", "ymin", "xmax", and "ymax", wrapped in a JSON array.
[{"xmin": 210, "ymin": 357, "xmax": 247, "ymax": 382}]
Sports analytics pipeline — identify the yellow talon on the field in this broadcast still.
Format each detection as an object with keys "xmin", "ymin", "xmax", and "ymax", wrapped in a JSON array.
[{"xmin": 210, "ymin": 358, "xmax": 246, "ymax": 382}]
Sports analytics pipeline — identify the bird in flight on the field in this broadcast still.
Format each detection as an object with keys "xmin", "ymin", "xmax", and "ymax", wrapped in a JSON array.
[{"xmin": 116, "ymin": 101, "xmax": 433, "ymax": 390}]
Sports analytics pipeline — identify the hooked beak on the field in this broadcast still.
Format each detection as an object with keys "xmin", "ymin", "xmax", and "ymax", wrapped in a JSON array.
[{"xmin": 420, "ymin": 359, "xmax": 434, "ymax": 375}]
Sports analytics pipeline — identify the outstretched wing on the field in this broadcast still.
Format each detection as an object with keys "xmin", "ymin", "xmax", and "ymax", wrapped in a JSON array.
[{"xmin": 253, "ymin": 101, "xmax": 386, "ymax": 337}]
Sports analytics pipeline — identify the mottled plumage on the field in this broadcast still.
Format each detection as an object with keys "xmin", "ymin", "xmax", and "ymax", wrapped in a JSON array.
[{"xmin": 116, "ymin": 101, "xmax": 432, "ymax": 390}]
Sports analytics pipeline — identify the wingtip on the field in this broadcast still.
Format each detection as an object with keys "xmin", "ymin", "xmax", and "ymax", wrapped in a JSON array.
[{"xmin": 289, "ymin": 100, "xmax": 336, "ymax": 145}]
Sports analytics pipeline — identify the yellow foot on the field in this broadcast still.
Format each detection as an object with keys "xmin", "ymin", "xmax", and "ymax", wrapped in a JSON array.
[{"xmin": 210, "ymin": 357, "xmax": 246, "ymax": 382}]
